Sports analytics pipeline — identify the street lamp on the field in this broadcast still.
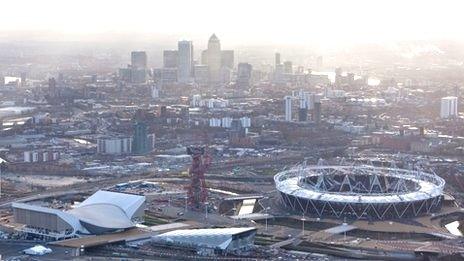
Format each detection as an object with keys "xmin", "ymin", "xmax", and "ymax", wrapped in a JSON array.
[
  {"xmin": 265, "ymin": 207, "xmax": 271, "ymax": 231},
  {"xmin": 301, "ymin": 215, "xmax": 306, "ymax": 236},
  {"xmin": 0, "ymin": 166, "xmax": 2, "ymax": 198},
  {"xmin": 342, "ymin": 220, "xmax": 348, "ymax": 241},
  {"xmin": 229, "ymin": 207, "xmax": 237, "ymax": 225},
  {"xmin": 184, "ymin": 196, "xmax": 188, "ymax": 213}
]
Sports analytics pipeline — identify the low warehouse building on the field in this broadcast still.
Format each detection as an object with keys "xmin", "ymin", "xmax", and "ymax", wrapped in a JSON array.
[{"xmin": 152, "ymin": 227, "xmax": 257, "ymax": 256}]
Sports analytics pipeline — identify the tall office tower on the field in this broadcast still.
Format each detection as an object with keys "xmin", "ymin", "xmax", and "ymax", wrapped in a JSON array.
[
  {"xmin": 440, "ymin": 96, "xmax": 458, "ymax": 119},
  {"xmin": 207, "ymin": 34, "xmax": 221, "ymax": 84},
  {"xmin": 194, "ymin": 65, "xmax": 209, "ymax": 86},
  {"xmin": 298, "ymin": 108, "xmax": 308, "ymax": 122},
  {"xmin": 131, "ymin": 69, "xmax": 147, "ymax": 83},
  {"xmin": 163, "ymin": 50, "xmax": 178, "ymax": 68},
  {"xmin": 177, "ymin": 41, "xmax": 194, "ymax": 83},
  {"xmin": 314, "ymin": 102, "xmax": 322, "ymax": 124},
  {"xmin": 303, "ymin": 92, "xmax": 313, "ymax": 109},
  {"xmin": 275, "ymin": 53, "xmax": 281, "ymax": 67},
  {"xmin": 237, "ymin": 63, "xmax": 253, "ymax": 90},
  {"xmin": 335, "ymin": 67, "xmax": 342, "ymax": 86},
  {"xmin": 48, "ymin": 77, "xmax": 57, "ymax": 97},
  {"xmin": 131, "ymin": 51, "xmax": 147, "ymax": 69},
  {"xmin": 132, "ymin": 121, "xmax": 149, "ymax": 154},
  {"xmin": 274, "ymin": 64, "xmax": 284, "ymax": 83},
  {"xmin": 220, "ymin": 66, "xmax": 232, "ymax": 85},
  {"xmin": 20, "ymin": 72, "xmax": 27, "ymax": 87},
  {"xmin": 298, "ymin": 92, "xmax": 308, "ymax": 121},
  {"xmin": 316, "ymin": 56, "xmax": 323, "ymax": 68},
  {"xmin": 283, "ymin": 61, "xmax": 293, "ymax": 74},
  {"xmin": 160, "ymin": 68, "xmax": 178, "ymax": 86},
  {"xmin": 347, "ymin": 72, "xmax": 355, "ymax": 86},
  {"xmin": 178, "ymin": 40, "xmax": 194, "ymax": 83},
  {"xmin": 284, "ymin": 95, "xmax": 292, "ymax": 121},
  {"xmin": 58, "ymin": 72, "xmax": 64, "ymax": 83},
  {"xmin": 221, "ymin": 50, "xmax": 234, "ymax": 68},
  {"xmin": 201, "ymin": 50, "xmax": 208, "ymax": 65}
]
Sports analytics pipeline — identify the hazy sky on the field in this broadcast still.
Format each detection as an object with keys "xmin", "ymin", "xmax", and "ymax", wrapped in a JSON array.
[{"xmin": 1, "ymin": 0, "xmax": 463, "ymax": 45}]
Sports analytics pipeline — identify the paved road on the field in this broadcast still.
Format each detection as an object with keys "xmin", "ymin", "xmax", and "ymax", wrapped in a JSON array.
[{"xmin": 0, "ymin": 240, "xmax": 73, "ymax": 260}]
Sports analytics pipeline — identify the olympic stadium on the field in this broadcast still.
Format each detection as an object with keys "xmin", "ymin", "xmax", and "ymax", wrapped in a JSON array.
[{"xmin": 274, "ymin": 164, "xmax": 445, "ymax": 219}]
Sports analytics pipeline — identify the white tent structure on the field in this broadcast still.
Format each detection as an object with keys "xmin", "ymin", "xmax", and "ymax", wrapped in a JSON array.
[{"xmin": 23, "ymin": 245, "xmax": 52, "ymax": 255}]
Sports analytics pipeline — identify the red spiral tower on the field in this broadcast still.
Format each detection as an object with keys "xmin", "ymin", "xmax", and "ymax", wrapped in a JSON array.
[{"xmin": 186, "ymin": 146, "xmax": 211, "ymax": 209}]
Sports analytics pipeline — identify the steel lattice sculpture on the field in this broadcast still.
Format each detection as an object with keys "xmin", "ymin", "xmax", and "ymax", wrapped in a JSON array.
[{"xmin": 186, "ymin": 146, "xmax": 211, "ymax": 209}]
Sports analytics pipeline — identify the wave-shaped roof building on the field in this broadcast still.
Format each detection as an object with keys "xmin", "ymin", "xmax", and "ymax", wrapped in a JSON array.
[{"xmin": 12, "ymin": 190, "xmax": 145, "ymax": 240}]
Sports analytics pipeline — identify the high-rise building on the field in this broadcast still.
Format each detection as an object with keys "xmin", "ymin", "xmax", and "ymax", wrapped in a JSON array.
[
  {"xmin": 284, "ymin": 96, "xmax": 292, "ymax": 121},
  {"xmin": 177, "ymin": 40, "xmax": 194, "ymax": 83},
  {"xmin": 20, "ymin": 72, "xmax": 27, "ymax": 87},
  {"xmin": 314, "ymin": 102, "xmax": 322, "ymax": 124},
  {"xmin": 298, "ymin": 108, "xmax": 308, "ymax": 122},
  {"xmin": 131, "ymin": 68, "xmax": 147, "ymax": 83},
  {"xmin": 201, "ymin": 50, "xmax": 208, "ymax": 65},
  {"xmin": 274, "ymin": 64, "xmax": 284, "ymax": 83},
  {"xmin": 48, "ymin": 77, "xmax": 57, "ymax": 98},
  {"xmin": 316, "ymin": 56, "xmax": 323, "ymax": 68},
  {"xmin": 237, "ymin": 63, "xmax": 252, "ymax": 90},
  {"xmin": 283, "ymin": 61, "xmax": 293, "ymax": 74},
  {"xmin": 161, "ymin": 68, "xmax": 178, "ymax": 86},
  {"xmin": 119, "ymin": 67, "xmax": 146, "ymax": 84},
  {"xmin": 194, "ymin": 65, "xmax": 209, "ymax": 86},
  {"xmin": 221, "ymin": 50, "xmax": 234, "ymax": 69},
  {"xmin": 131, "ymin": 51, "xmax": 147, "ymax": 69},
  {"xmin": 206, "ymin": 34, "xmax": 221, "ymax": 84},
  {"xmin": 97, "ymin": 136, "xmax": 132, "ymax": 155},
  {"xmin": 440, "ymin": 96, "xmax": 458, "ymax": 119},
  {"xmin": 275, "ymin": 53, "xmax": 281, "ymax": 67},
  {"xmin": 335, "ymin": 67, "xmax": 342, "ymax": 86},
  {"xmin": 163, "ymin": 50, "xmax": 178, "ymax": 68},
  {"xmin": 220, "ymin": 66, "xmax": 232, "ymax": 85},
  {"xmin": 132, "ymin": 121, "xmax": 149, "ymax": 154}
]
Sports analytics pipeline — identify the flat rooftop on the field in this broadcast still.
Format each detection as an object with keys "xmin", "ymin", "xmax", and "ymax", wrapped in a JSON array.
[{"xmin": 52, "ymin": 222, "xmax": 192, "ymax": 248}]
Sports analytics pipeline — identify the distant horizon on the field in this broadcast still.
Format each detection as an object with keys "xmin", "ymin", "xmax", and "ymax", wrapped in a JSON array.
[{"xmin": 1, "ymin": 0, "xmax": 464, "ymax": 46}]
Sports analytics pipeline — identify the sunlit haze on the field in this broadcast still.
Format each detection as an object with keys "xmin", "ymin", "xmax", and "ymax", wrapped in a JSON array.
[{"xmin": 1, "ymin": 0, "xmax": 464, "ymax": 44}]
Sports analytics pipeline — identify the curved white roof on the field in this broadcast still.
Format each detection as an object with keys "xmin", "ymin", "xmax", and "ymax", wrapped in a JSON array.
[
  {"xmin": 69, "ymin": 203, "xmax": 133, "ymax": 229},
  {"xmin": 77, "ymin": 190, "xmax": 145, "ymax": 219},
  {"xmin": 12, "ymin": 190, "xmax": 145, "ymax": 236}
]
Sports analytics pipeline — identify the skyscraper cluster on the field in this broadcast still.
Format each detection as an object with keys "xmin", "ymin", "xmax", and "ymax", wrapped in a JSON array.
[{"xmin": 158, "ymin": 34, "xmax": 235, "ymax": 87}]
